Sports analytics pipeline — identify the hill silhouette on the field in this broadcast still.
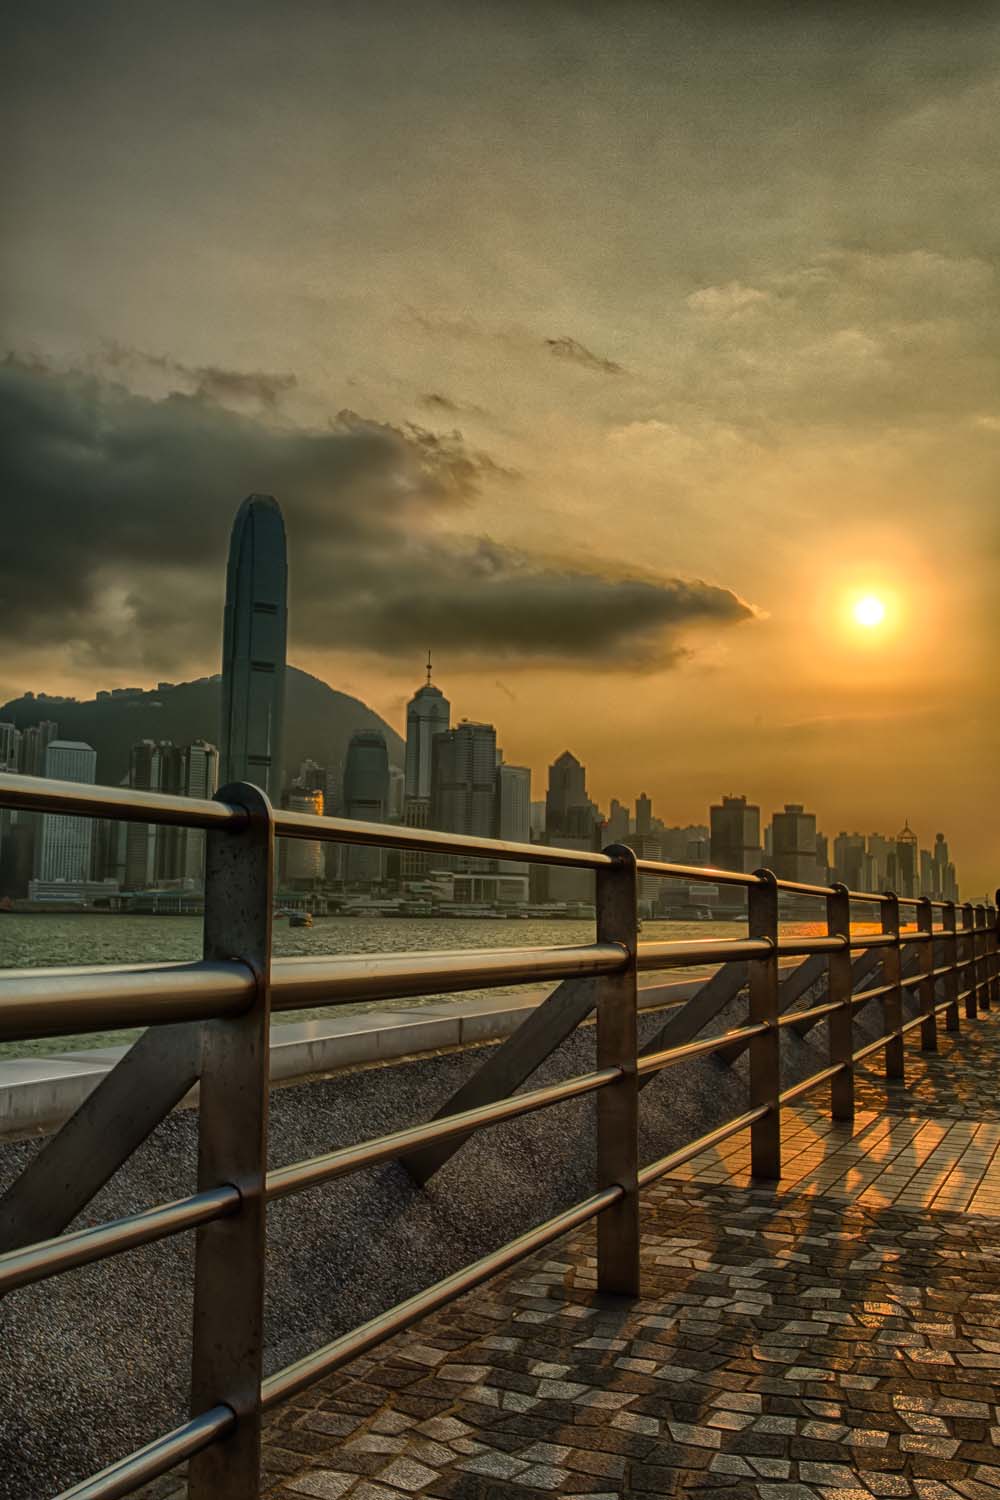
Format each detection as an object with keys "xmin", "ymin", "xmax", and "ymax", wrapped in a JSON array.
[{"xmin": 1, "ymin": 667, "xmax": 403, "ymax": 788}]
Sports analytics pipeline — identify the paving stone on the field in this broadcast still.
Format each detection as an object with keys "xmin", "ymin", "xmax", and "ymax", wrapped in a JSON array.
[{"xmin": 282, "ymin": 1476, "xmax": 358, "ymax": 1499}]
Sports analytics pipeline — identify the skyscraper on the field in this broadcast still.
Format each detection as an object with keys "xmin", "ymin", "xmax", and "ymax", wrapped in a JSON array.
[
  {"xmin": 545, "ymin": 751, "xmax": 593, "ymax": 838},
  {"xmin": 219, "ymin": 494, "xmax": 288, "ymax": 800},
  {"xmin": 635, "ymin": 793, "xmax": 652, "ymax": 837},
  {"xmin": 19, "ymin": 719, "xmax": 58, "ymax": 776},
  {"xmin": 404, "ymin": 654, "xmax": 451, "ymax": 801},
  {"xmin": 770, "ymin": 803, "xmax": 820, "ymax": 884},
  {"xmin": 37, "ymin": 741, "xmax": 98, "ymax": 881},
  {"xmin": 284, "ymin": 788, "xmax": 325, "ymax": 883},
  {"xmin": 343, "ymin": 731, "xmax": 390, "ymax": 883},
  {"xmin": 431, "ymin": 722, "xmax": 498, "ymax": 841},
  {"xmin": 709, "ymin": 794, "xmax": 762, "ymax": 874},
  {"xmin": 0, "ymin": 723, "xmax": 21, "ymax": 771}
]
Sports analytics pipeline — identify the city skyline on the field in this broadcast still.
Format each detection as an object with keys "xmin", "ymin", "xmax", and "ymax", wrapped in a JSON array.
[{"xmin": 3, "ymin": 6, "xmax": 998, "ymax": 895}]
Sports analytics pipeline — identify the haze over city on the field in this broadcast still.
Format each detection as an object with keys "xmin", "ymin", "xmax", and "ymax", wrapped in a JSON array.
[{"xmin": 3, "ymin": 4, "xmax": 998, "ymax": 893}]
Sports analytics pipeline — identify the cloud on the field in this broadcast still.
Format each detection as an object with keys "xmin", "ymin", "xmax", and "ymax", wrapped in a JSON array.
[
  {"xmin": 0, "ymin": 355, "xmax": 755, "ymax": 678},
  {"xmin": 545, "ymin": 337, "xmax": 624, "ymax": 375},
  {"xmin": 100, "ymin": 343, "xmax": 298, "ymax": 409},
  {"xmin": 419, "ymin": 392, "xmax": 487, "ymax": 418}
]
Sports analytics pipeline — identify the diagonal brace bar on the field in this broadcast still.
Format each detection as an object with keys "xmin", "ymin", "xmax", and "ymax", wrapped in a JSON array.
[
  {"xmin": 0, "ymin": 1020, "xmax": 203, "ymax": 1255},
  {"xmin": 638, "ymin": 961, "xmax": 748, "ymax": 1086},
  {"xmin": 401, "ymin": 973, "xmax": 598, "ymax": 1184}
]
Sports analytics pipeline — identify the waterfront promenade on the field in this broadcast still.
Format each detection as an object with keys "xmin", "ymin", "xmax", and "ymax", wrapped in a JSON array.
[{"xmin": 171, "ymin": 1011, "xmax": 1000, "ymax": 1500}]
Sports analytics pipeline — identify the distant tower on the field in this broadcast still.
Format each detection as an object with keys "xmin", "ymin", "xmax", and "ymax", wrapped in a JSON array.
[
  {"xmin": 219, "ymin": 494, "xmax": 288, "ymax": 799},
  {"xmin": 343, "ymin": 731, "xmax": 391, "ymax": 883},
  {"xmin": 404, "ymin": 652, "xmax": 451, "ymax": 801}
]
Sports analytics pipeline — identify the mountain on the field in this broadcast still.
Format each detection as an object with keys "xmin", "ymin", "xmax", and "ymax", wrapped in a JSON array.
[{"xmin": 1, "ymin": 666, "xmax": 404, "ymax": 786}]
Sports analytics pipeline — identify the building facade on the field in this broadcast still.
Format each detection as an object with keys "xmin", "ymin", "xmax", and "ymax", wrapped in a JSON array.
[
  {"xmin": 219, "ymin": 493, "xmax": 288, "ymax": 800},
  {"xmin": 343, "ymin": 731, "xmax": 390, "ymax": 883},
  {"xmin": 36, "ymin": 741, "xmax": 98, "ymax": 883}
]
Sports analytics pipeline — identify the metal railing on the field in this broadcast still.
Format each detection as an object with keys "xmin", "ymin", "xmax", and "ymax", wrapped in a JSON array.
[{"xmin": 0, "ymin": 769, "xmax": 996, "ymax": 1499}]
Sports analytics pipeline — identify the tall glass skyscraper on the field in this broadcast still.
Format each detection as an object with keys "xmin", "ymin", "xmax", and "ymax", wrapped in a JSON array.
[{"xmin": 219, "ymin": 494, "xmax": 288, "ymax": 800}]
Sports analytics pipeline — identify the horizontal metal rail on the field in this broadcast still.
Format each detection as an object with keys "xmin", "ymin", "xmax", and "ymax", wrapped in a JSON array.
[
  {"xmin": 853, "ymin": 1033, "xmax": 899, "ymax": 1065},
  {"xmin": 0, "ymin": 1187, "xmax": 240, "ymax": 1295},
  {"xmin": 778, "ymin": 997, "xmax": 843, "ymax": 1027},
  {"xmin": 54, "ymin": 1406, "xmax": 236, "ymax": 1500},
  {"xmin": 636, "ymin": 1105, "xmax": 770, "ymax": 1190},
  {"xmin": 260, "ymin": 1186, "xmax": 623, "ymax": 1409},
  {"xmin": 0, "ymin": 771, "xmax": 244, "ymax": 832},
  {"xmin": 636, "ymin": 1022, "xmax": 769, "ymax": 1077},
  {"xmin": 270, "ymin": 943, "xmax": 627, "ymax": 1009},
  {"xmin": 779, "ymin": 1063, "xmax": 847, "ymax": 1107},
  {"xmin": 267, "ymin": 1068, "xmax": 621, "ymax": 1200},
  {"xmin": 0, "ymin": 960, "xmax": 254, "ymax": 1043}
]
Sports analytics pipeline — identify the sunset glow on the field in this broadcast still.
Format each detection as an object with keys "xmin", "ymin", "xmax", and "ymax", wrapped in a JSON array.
[{"xmin": 853, "ymin": 595, "xmax": 886, "ymax": 629}]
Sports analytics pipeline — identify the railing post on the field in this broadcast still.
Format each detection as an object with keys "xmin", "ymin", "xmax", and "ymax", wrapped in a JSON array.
[
  {"xmin": 975, "ymin": 905, "xmax": 989, "ymax": 1012},
  {"xmin": 881, "ymin": 893, "xmax": 904, "ymax": 1081},
  {"xmin": 595, "ymin": 843, "xmax": 640, "ymax": 1298},
  {"xmin": 943, "ymin": 901, "xmax": 960, "ymax": 1032},
  {"xmin": 826, "ymin": 883, "xmax": 854, "ymax": 1121},
  {"xmin": 991, "ymin": 897, "xmax": 1000, "ymax": 1009},
  {"xmin": 189, "ymin": 782, "xmax": 274, "ymax": 1500},
  {"xmin": 916, "ymin": 898, "xmax": 938, "ymax": 1052},
  {"xmin": 962, "ymin": 903, "xmax": 977, "ymax": 1020},
  {"xmin": 748, "ymin": 869, "xmax": 780, "ymax": 1179}
]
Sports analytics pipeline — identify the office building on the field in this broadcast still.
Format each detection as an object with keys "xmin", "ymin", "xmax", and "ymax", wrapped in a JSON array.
[
  {"xmin": 834, "ymin": 832, "xmax": 867, "ymax": 891},
  {"xmin": 545, "ymin": 751, "xmax": 596, "ymax": 839},
  {"xmin": 284, "ymin": 788, "xmax": 325, "ymax": 883},
  {"xmin": 343, "ymin": 731, "xmax": 390, "ymax": 883},
  {"xmin": 886, "ymin": 822, "xmax": 918, "ymax": 898},
  {"xmin": 496, "ymin": 763, "xmax": 531, "ymax": 876},
  {"xmin": 404, "ymin": 656, "xmax": 450, "ymax": 801},
  {"xmin": 0, "ymin": 722, "xmax": 21, "ymax": 771},
  {"xmin": 606, "ymin": 799, "xmax": 630, "ymax": 844},
  {"xmin": 770, "ymin": 803, "xmax": 820, "ymax": 884},
  {"xmin": 709, "ymin": 794, "xmax": 762, "ymax": 875},
  {"xmin": 431, "ymin": 721, "xmax": 498, "ymax": 844},
  {"xmin": 635, "ymin": 793, "xmax": 652, "ymax": 837},
  {"xmin": 19, "ymin": 720, "xmax": 58, "ymax": 777},
  {"xmin": 219, "ymin": 493, "xmax": 288, "ymax": 800},
  {"xmin": 36, "ymin": 741, "xmax": 98, "ymax": 884}
]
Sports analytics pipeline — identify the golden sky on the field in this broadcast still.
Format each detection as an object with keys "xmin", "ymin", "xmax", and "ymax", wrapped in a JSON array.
[{"xmin": 2, "ymin": 4, "xmax": 998, "ymax": 893}]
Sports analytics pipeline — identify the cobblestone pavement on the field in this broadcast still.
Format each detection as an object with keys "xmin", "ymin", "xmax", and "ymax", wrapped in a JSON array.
[
  {"xmin": 255, "ymin": 1175, "xmax": 1000, "ymax": 1500},
  {"xmin": 157, "ymin": 1002, "xmax": 1000, "ymax": 1499},
  {"xmin": 853, "ymin": 1008, "xmax": 1000, "ymax": 1122}
]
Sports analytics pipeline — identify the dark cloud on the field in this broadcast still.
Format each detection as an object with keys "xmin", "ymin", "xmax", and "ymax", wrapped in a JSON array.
[
  {"xmin": 0, "ymin": 356, "xmax": 754, "ymax": 677},
  {"xmin": 101, "ymin": 344, "xmax": 297, "ymax": 410},
  {"xmin": 545, "ymin": 337, "xmax": 625, "ymax": 376}
]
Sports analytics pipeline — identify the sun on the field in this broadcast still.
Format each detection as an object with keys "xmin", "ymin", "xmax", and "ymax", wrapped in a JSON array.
[{"xmin": 853, "ymin": 595, "xmax": 886, "ymax": 629}]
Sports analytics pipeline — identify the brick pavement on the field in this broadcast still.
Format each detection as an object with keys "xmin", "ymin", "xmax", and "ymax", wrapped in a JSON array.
[{"xmin": 159, "ymin": 1005, "xmax": 1000, "ymax": 1499}]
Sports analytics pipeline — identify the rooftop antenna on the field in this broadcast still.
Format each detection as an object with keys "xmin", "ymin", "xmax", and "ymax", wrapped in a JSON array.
[{"xmin": 426, "ymin": 649, "xmax": 433, "ymax": 685}]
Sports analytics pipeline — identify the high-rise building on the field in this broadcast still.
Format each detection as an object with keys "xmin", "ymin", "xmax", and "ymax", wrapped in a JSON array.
[
  {"xmin": 635, "ymin": 793, "xmax": 652, "ymax": 837},
  {"xmin": 0, "ymin": 722, "xmax": 21, "ymax": 771},
  {"xmin": 219, "ymin": 494, "xmax": 288, "ymax": 800},
  {"xmin": 37, "ymin": 741, "xmax": 98, "ymax": 882},
  {"xmin": 606, "ymin": 798, "xmax": 630, "ymax": 844},
  {"xmin": 404, "ymin": 655, "xmax": 450, "ymax": 801},
  {"xmin": 919, "ymin": 847, "xmax": 935, "ymax": 898},
  {"xmin": 545, "ymin": 751, "xmax": 594, "ymax": 839},
  {"xmin": 933, "ymin": 833, "xmax": 950, "ymax": 901},
  {"xmin": 496, "ymin": 763, "xmax": 531, "ymax": 876},
  {"xmin": 770, "ymin": 803, "xmax": 820, "ymax": 884},
  {"xmin": 834, "ymin": 832, "xmax": 867, "ymax": 891},
  {"xmin": 431, "ymin": 722, "xmax": 498, "ymax": 843},
  {"xmin": 178, "ymin": 740, "xmax": 219, "ymax": 882},
  {"xmin": 19, "ymin": 719, "xmax": 58, "ymax": 776},
  {"xmin": 343, "ymin": 731, "xmax": 390, "ymax": 883},
  {"xmin": 866, "ymin": 833, "xmax": 892, "ymax": 891},
  {"xmin": 887, "ymin": 822, "xmax": 918, "ymax": 898},
  {"xmin": 125, "ymin": 740, "xmax": 178, "ymax": 888},
  {"xmin": 284, "ymin": 788, "xmax": 325, "ymax": 883},
  {"xmin": 709, "ymin": 794, "xmax": 762, "ymax": 874}
]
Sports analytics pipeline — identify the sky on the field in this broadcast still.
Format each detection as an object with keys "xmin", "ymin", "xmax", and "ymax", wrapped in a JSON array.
[{"xmin": 2, "ymin": 3, "xmax": 998, "ymax": 894}]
